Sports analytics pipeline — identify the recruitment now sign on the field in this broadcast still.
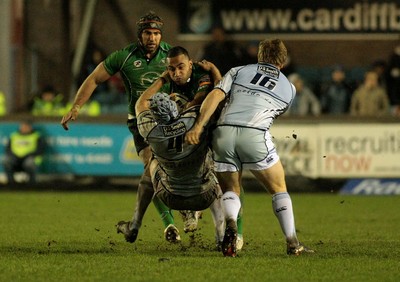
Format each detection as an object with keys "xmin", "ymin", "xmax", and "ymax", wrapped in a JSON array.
[
  {"xmin": 271, "ymin": 123, "xmax": 400, "ymax": 178},
  {"xmin": 179, "ymin": 0, "xmax": 400, "ymax": 40}
]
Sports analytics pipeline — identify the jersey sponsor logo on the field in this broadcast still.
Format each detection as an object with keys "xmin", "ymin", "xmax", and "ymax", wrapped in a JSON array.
[
  {"xmin": 134, "ymin": 60, "xmax": 142, "ymax": 67},
  {"xmin": 140, "ymin": 71, "xmax": 162, "ymax": 86},
  {"xmin": 258, "ymin": 65, "xmax": 279, "ymax": 79},
  {"xmin": 161, "ymin": 121, "xmax": 186, "ymax": 137}
]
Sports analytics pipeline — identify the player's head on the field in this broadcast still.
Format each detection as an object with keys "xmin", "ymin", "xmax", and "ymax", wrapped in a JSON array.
[
  {"xmin": 258, "ymin": 39, "xmax": 288, "ymax": 69},
  {"xmin": 149, "ymin": 92, "xmax": 179, "ymax": 124},
  {"xmin": 288, "ymin": 73, "xmax": 304, "ymax": 91},
  {"xmin": 19, "ymin": 120, "xmax": 33, "ymax": 135},
  {"xmin": 166, "ymin": 46, "xmax": 193, "ymax": 86},
  {"xmin": 363, "ymin": 70, "xmax": 379, "ymax": 89},
  {"xmin": 136, "ymin": 11, "xmax": 163, "ymax": 53}
]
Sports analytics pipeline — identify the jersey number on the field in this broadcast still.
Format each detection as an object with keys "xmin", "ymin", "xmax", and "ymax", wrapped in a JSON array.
[
  {"xmin": 167, "ymin": 135, "xmax": 183, "ymax": 153},
  {"xmin": 250, "ymin": 73, "xmax": 277, "ymax": 90}
]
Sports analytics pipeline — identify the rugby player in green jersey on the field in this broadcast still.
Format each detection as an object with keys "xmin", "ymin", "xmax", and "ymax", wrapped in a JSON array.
[
  {"xmin": 60, "ymin": 11, "xmax": 192, "ymax": 243},
  {"xmin": 117, "ymin": 46, "xmax": 244, "ymax": 250}
]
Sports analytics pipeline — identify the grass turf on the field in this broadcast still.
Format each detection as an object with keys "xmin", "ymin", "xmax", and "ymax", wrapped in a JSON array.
[{"xmin": 1, "ymin": 191, "xmax": 399, "ymax": 281}]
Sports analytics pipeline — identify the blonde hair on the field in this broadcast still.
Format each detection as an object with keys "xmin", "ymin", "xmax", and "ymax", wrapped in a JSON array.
[{"xmin": 258, "ymin": 39, "xmax": 287, "ymax": 66}]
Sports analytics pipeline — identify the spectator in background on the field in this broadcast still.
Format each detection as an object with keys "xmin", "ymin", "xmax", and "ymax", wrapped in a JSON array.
[
  {"xmin": 79, "ymin": 46, "xmax": 125, "ymax": 109},
  {"xmin": 386, "ymin": 43, "xmax": 400, "ymax": 116},
  {"xmin": 31, "ymin": 85, "xmax": 65, "ymax": 116},
  {"xmin": 371, "ymin": 60, "xmax": 387, "ymax": 90},
  {"xmin": 107, "ymin": 74, "xmax": 126, "ymax": 103},
  {"xmin": 3, "ymin": 120, "xmax": 45, "ymax": 185},
  {"xmin": 31, "ymin": 85, "xmax": 100, "ymax": 116},
  {"xmin": 79, "ymin": 47, "xmax": 110, "ymax": 103},
  {"xmin": 285, "ymin": 73, "xmax": 321, "ymax": 116},
  {"xmin": 239, "ymin": 41, "xmax": 259, "ymax": 65},
  {"xmin": 350, "ymin": 70, "xmax": 390, "ymax": 117},
  {"xmin": 197, "ymin": 26, "xmax": 241, "ymax": 75},
  {"xmin": 320, "ymin": 65, "xmax": 352, "ymax": 115}
]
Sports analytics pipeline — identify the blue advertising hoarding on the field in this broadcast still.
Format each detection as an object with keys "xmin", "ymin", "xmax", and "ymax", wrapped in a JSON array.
[
  {"xmin": 340, "ymin": 179, "xmax": 400, "ymax": 195},
  {"xmin": 0, "ymin": 122, "xmax": 143, "ymax": 176}
]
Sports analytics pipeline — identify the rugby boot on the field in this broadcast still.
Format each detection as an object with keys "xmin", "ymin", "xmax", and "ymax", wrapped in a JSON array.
[
  {"xmin": 180, "ymin": 210, "xmax": 201, "ymax": 233},
  {"xmin": 164, "ymin": 224, "xmax": 181, "ymax": 243},
  {"xmin": 116, "ymin": 221, "xmax": 139, "ymax": 243},
  {"xmin": 222, "ymin": 219, "xmax": 238, "ymax": 257},
  {"xmin": 287, "ymin": 242, "xmax": 315, "ymax": 255}
]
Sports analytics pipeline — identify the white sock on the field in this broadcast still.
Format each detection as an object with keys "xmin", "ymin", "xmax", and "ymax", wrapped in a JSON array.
[
  {"xmin": 221, "ymin": 191, "xmax": 241, "ymax": 222},
  {"xmin": 272, "ymin": 192, "xmax": 298, "ymax": 244},
  {"xmin": 209, "ymin": 199, "xmax": 225, "ymax": 243}
]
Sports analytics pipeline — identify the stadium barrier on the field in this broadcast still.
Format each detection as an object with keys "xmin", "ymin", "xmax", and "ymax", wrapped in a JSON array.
[{"xmin": 1, "ymin": 115, "xmax": 400, "ymax": 188}]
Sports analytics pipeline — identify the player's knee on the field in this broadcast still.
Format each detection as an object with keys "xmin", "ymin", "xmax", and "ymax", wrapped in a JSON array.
[{"xmin": 268, "ymin": 184, "xmax": 287, "ymax": 194}]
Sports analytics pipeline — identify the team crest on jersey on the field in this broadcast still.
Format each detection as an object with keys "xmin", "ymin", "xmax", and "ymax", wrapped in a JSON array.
[{"xmin": 134, "ymin": 60, "xmax": 142, "ymax": 67}]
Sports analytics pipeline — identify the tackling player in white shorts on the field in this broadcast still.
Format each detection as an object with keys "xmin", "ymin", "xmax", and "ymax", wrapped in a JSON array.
[{"xmin": 186, "ymin": 38, "xmax": 315, "ymax": 257}]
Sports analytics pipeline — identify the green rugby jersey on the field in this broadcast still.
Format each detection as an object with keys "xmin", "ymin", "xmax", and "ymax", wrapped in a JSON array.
[
  {"xmin": 160, "ymin": 65, "xmax": 213, "ymax": 101},
  {"xmin": 103, "ymin": 41, "xmax": 171, "ymax": 116}
]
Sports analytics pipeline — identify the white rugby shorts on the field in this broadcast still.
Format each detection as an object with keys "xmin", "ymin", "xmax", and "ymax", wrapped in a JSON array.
[{"xmin": 212, "ymin": 126, "xmax": 279, "ymax": 172}]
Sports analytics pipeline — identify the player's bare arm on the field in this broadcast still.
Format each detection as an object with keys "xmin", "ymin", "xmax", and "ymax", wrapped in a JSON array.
[
  {"xmin": 60, "ymin": 62, "xmax": 111, "ymax": 130},
  {"xmin": 184, "ymin": 61, "xmax": 221, "ymax": 109},
  {"xmin": 135, "ymin": 71, "xmax": 170, "ymax": 115},
  {"xmin": 185, "ymin": 88, "xmax": 225, "ymax": 145},
  {"xmin": 196, "ymin": 60, "xmax": 222, "ymax": 85}
]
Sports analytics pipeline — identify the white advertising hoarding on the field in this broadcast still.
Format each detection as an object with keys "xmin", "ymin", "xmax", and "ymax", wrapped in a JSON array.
[
  {"xmin": 270, "ymin": 124, "xmax": 318, "ymax": 178},
  {"xmin": 271, "ymin": 123, "xmax": 400, "ymax": 178},
  {"xmin": 319, "ymin": 124, "xmax": 400, "ymax": 178}
]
